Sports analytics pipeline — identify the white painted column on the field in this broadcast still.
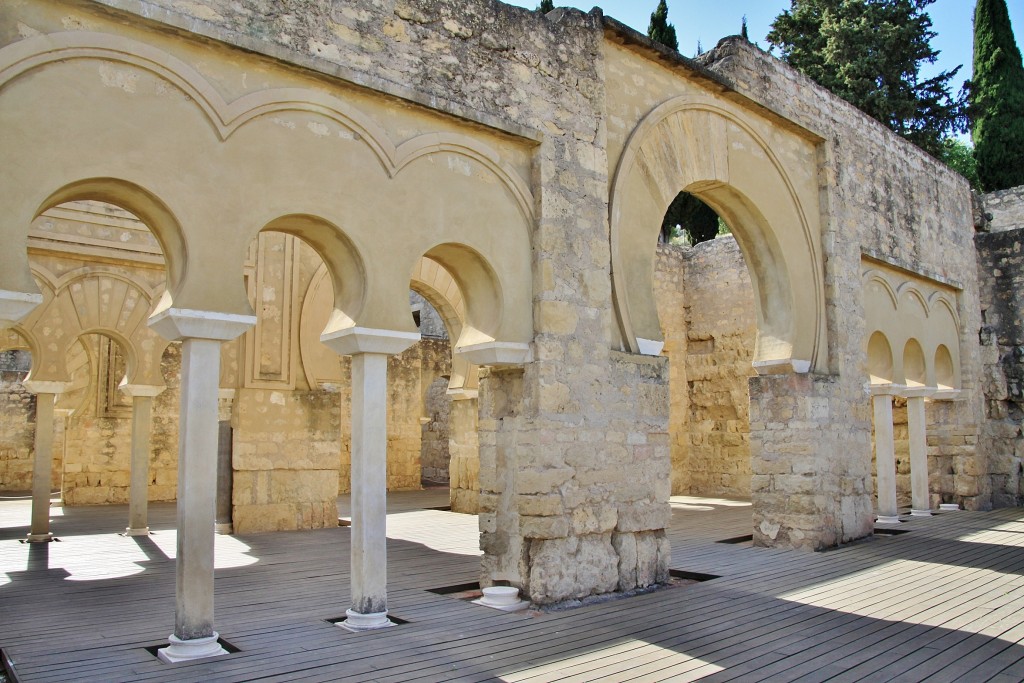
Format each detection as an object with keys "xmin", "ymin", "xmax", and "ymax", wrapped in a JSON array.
[
  {"xmin": 347, "ymin": 351, "xmax": 391, "ymax": 629},
  {"xmin": 150, "ymin": 308, "xmax": 254, "ymax": 663},
  {"xmin": 23, "ymin": 381, "xmax": 71, "ymax": 542},
  {"xmin": 872, "ymin": 388, "xmax": 900, "ymax": 525},
  {"xmin": 320, "ymin": 327, "xmax": 419, "ymax": 633},
  {"xmin": 121, "ymin": 385, "xmax": 165, "ymax": 536},
  {"xmin": 904, "ymin": 388, "xmax": 936, "ymax": 517}
]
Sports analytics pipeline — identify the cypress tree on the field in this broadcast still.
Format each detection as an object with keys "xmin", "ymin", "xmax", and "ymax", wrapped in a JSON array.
[
  {"xmin": 972, "ymin": 0, "xmax": 1024, "ymax": 191},
  {"xmin": 648, "ymin": 0, "xmax": 679, "ymax": 52},
  {"xmin": 536, "ymin": 0, "xmax": 554, "ymax": 13}
]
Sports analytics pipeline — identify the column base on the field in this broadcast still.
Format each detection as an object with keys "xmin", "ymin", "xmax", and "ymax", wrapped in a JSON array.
[
  {"xmin": 939, "ymin": 503, "xmax": 960, "ymax": 511},
  {"xmin": 157, "ymin": 632, "xmax": 228, "ymax": 663},
  {"xmin": 215, "ymin": 523, "xmax": 234, "ymax": 535},
  {"xmin": 337, "ymin": 609, "xmax": 394, "ymax": 632},
  {"xmin": 124, "ymin": 527, "xmax": 150, "ymax": 537},
  {"xmin": 25, "ymin": 532, "xmax": 53, "ymax": 543},
  {"xmin": 875, "ymin": 515, "xmax": 902, "ymax": 525},
  {"xmin": 910, "ymin": 509, "xmax": 932, "ymax": 517}
]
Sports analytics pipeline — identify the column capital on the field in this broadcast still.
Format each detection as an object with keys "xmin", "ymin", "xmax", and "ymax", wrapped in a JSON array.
[
  {"xmin": 320, "ymin": 326, "xmax": 419, "ymax": 356},
  {"xmin": 150, "ymin": 307, "xmax": 256, "ymax": 342},
  {"xmin": 0, "ymin": 289, "xmax": 42, "ymax": 329},
  {"xmin": 120, "ymin": 383, "xmax": 166, "ymax": 398},
  {"xmin": 456, "ymin": 341, "xmax": 532, "ymax": 366},
  {"xmin": 869, "ymin": 383, "xmax": 905, "ymax": 397},
  {"xmin": 22, "ymin": 380, "xmax": 73, "ymax": 395},
  {"xmin": 899, "ymin": 386, "xmax": 937, "ymax": 399}
]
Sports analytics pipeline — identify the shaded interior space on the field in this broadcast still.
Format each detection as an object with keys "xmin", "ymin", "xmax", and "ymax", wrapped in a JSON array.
[{"xmin": 3, "ymin": 490, "xmax": 1024, "ymax": 682}]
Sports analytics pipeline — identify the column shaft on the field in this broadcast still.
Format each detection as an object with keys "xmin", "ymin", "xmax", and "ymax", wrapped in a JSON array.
[
  {"xmin": 174, "ymin": 338, "xmax": 222, "ymax": 641},
  {"xmin": 907, "ymin": 396, "xmax": 931, "ymax": 516},
  {"xmin": 872, "ymin": 394, "xmax": 899, "ymax": 524},
  {"xmin": 28, "ymin": 392, "xmax": 56, "ymax": 541},
  {"xmin": 127, "ymin": 395, "xmax": 155, "ymax": 535},
  {"xmin": 347, "ymin": 352, "xmax": 391, "ymax": 628}
]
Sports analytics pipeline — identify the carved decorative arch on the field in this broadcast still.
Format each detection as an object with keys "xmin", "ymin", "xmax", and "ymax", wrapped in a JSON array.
[{"xmin": 609, "ymin": 94, "xmax": 825, "ymax": 373}]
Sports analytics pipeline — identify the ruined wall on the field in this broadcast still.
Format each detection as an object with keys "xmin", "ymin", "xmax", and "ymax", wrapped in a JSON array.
[
  {"xmin": 977, "ymin": 188, "xmax": 1024, "ymax": 506},
  {"xmin": 681, "ymin": 237, "xmax": 756, "ymax": 498},
  {"xmin": 0, "ymin": 351, "xmax": 35, "ymax": 491},
  {"xmin": 699, "ymin": 38, "xmax": 984, "ymax": 514},
  {"xmin": 62, "ymin": 341, "xmax": 180, "ymax": 506},
  {"xmin": 420, "ymin": 376, "xmax": 452, "ymax": 484},
  {"xmin": 654, "ymin": 238, "xmax": 756, "ymax": 499},
  {"xmin": 449, "ymin": 396, "xmax": 480, "ymax": 513}
]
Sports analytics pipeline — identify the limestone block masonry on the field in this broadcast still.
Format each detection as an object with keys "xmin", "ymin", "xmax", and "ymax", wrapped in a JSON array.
[
  {"xmin": 978, "ymin": 188, "xmax": 1024, "ymax": 506},
  {"xmin": 0, "ymin": 0, "xmax": 1014, "ymax": 612}
]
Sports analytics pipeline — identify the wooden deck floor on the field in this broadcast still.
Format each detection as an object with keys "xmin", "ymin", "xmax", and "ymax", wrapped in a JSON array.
[{"xmin": 2, "ymin": 490, "xmax": 1023, "ymax": 682}]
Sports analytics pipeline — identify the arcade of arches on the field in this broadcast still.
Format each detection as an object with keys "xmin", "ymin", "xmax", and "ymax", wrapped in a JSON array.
[{"xmin": 0, "ymin": 0, "xmax": 1019, "ymax": 662}]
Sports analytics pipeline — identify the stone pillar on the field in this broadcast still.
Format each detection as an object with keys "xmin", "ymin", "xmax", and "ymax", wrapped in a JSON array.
[
  {"xmin": 750, "ymin": 373, "xmax": 874, "ymax": 549},
  {"xmin": 215, "ymin": 419, "xmax": 233, "ymax": 534},
  {"xmin": 872, "ymin": 387, "xmax": 900, "ymax": 525},
  {"xmin": 904, "ymin": 388, "xmax": 936, "ymax": 516},
  {"xmin": 121, "ymin": 385, "xmax": 165, "ymax": 537},
  {"xmin": 449, "ymin": 391, "xmax": 480, "ymax": 514},
  {"xmin": 23, "ymin": 380, "xmax": 71, "ymax": 542},
  {"xmin": 150, "ymin": 308, "xmax": 254, "ymax": 664},
  {"xmin": 320, "ymin": 327, "xmax": 419, "ymax": 632}
]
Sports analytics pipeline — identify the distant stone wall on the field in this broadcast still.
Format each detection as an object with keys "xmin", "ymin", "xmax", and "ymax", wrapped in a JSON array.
[
  {"xmin": 0, "ymin": 351, "xmax": 36, "ymax": 491},
  {"xmin": 977, "ymin": 188, "xmax": 1024, "ymax": 506},
  {"xmin": 654, "ymin": 238, "xmax": 756, "ymax": 499},
  {"xmin": 62, "ymin": 341, "xmax": 180, "ymax": 506},
  {"xmin": 420, "ymin": 376, "xmax": 452, "ymax": 484}
]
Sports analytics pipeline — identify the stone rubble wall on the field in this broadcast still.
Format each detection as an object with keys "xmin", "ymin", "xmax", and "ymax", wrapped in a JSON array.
[
  {"xmin": 654, "ymin": 238, "xmax": 756, "ymax": 499},
  {"xmin": 976, "ymin": 188, "xmax": 1024, "ymax": 506},
  {"xmin": 700, "ymin": 38, "xmax": 986, "ymax": 514},
  {"xmin": 449, "ymin": 396, "xmax": 480, "ymax": 513},
  {"xmin": 0, "ymin": 351, "xmax": 38, "ymax": 491},
  {"xmin": 61, "ymin": 340, "xmax": 180, "ymax": 506},
  {"xmin": 983, "ymin": 186, "xmax": 1024, "ymax": 233},
  {"xmin": 420, "ymin": 377, "xmax": 453, "ymax": 485}
]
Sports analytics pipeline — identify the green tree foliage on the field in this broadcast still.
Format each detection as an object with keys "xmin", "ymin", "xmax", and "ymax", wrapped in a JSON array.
[
  {"xmin": 971, "ymin": 0, "xmax": 1024, "ymax": 191},
  {"xmin": 536, "ymin": 0, "xmax": 554, "ymax": 12},
  {"xmin": 648, "ymin": 0, "xmax": 679, "ymax": 52},
  {"xmin": 661, "ymin": 192, "xmax": 720, "ymax": 245},
  {"xmin": 940, "ymin": 138, "xmax": 981, "ymax": 190},
  {"xmin": 767, "ymin": 0, "xmax": 965, "ymax": 157}
]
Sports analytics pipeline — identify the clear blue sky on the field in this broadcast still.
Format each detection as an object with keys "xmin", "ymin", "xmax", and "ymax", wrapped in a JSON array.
[{"xmin": 503, "ymin": 0, "xmax": 1024, "ymax": 85}]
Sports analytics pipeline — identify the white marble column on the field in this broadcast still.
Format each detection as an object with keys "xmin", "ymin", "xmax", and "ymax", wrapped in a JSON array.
[
  {"xmin": 150, "ymin": 308, "xmax": 254, "ymax": 663},
  {"xmin": 904, "ymin": 388, "xmax": 936, "ymax": 517},
  {"xmin": 23, "ymin": 381, "xmax": 71, "ymax": 542},
  {"xmin": 121, "ymin": 385, "xmax": 165, "ymax": 536},
  {"xmin": 871, "ymin": 387, "xmax": 900, "ymax": 525},
  {"xmin": 320, "ymin": 327, "xmax": 419, "ymax": 632}
]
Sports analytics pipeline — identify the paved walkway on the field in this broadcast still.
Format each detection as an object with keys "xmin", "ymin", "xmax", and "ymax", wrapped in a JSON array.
[{"xmin": 1, "ymin": 490, "xmax": 1023, "ymax": 681}]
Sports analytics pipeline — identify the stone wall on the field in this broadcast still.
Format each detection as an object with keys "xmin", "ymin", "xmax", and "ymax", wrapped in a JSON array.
[
  {"xmin": 420, "ymin": 376, "xmax": 452, "ymax": 484},
  {"xmin": 449, "ymin": 396, "xmax": 480, "ymax": 513},
  {"xmin": 62, "ymin": 341, "xmax": 180, "ymax": 506},
  {"xmin": 983, "ymin": 186, "xmax": 1024, "ymax": 233},
  {"xmin": 0, "ymin": 351, "xmax": 36, "ymax": 491},
  {"xmin": 700, "ymin": 38, "xmax": 985, "ymax": 514},
  {"xmin": 977, "ymin": 188, "xmax": 1024, "ymax": 506},
  {"xmin": 655, "ymin": 238, "xmax": 757, "ymax": 499}
]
